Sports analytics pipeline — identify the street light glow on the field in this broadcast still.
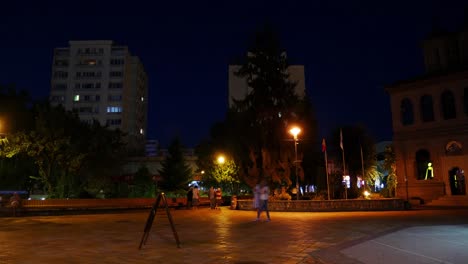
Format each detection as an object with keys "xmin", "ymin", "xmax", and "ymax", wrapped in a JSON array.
[
  {"xmin": 217, "ymin": 155, "xmax": 225, "ymax": 164},
  {"xmin": 289, "ymin": 126, "xmax": 301, "ymax": 139}
]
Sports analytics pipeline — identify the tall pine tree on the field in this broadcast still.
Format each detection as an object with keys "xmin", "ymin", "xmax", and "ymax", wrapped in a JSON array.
[
  {"xmin": 158, "ymin": 138, "xmax": 193, "ymax": 191},
  {"xmin": 230, "ymin": 25, "xmax": 307, "ymax": 188}
]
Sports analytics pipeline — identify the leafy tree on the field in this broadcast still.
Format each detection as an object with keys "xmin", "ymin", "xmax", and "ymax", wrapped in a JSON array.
[
  {"xmin": 158, "ymin": 138, "xmax": 193, "ymax": 191},
  {"xmin": 201, "ymin": 156, "xmax": 240, "ymax": 195},
  {"xmin": 0, "ymin": 101, "xmax": 127, "ymax": 198},
  {"xmin": 0, "ymin": 104, "xmax": 87, "ymax": 197}
]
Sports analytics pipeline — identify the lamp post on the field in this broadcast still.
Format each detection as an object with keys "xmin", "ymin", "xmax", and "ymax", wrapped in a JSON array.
[{"xmin": 289, "ymin": 126, "xmax": 301, "ymax": 200}]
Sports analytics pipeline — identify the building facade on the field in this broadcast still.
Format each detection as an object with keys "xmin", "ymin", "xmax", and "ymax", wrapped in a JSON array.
[
  {"xmin": 386, "ymin": 22, "xmax": 468, "ymax": 205},
  {"xmin": 50, "ymin": 40, "xmax": 148, "ymax": 151}
]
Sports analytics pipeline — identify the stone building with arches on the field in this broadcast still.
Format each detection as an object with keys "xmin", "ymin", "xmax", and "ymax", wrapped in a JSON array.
[{"xmin": 386, "ymin": 20, "xmax": 468, "ymax": 205}]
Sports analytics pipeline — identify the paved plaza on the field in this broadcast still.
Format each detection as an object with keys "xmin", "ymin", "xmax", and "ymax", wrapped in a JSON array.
[{"xmin": 1, "ymin": 207, "xmax": 468, "ymax": 264}]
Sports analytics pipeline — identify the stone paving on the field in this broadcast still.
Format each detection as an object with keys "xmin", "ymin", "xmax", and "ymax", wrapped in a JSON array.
[{"xmin": 1, "ymin": 207, "xmax": 468, "ymax": 264}]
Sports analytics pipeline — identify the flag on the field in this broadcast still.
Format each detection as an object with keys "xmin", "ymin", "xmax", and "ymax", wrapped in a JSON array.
[
  {"xmin": 322, "ymin": 138, "xmax": 326, "ymax": 152},
  {"xmin": 340, "ymin": 129, "xmax": 344, "ymax": 150}
]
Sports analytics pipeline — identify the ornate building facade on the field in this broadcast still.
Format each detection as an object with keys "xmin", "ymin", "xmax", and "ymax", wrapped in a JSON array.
[{"xmin": 386, "ymin": 20, "xmax": 468, "ymax": 205}]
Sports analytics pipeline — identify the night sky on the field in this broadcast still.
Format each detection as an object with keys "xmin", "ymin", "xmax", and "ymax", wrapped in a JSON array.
[{"xmin": 1, "ymin": 0, "xmax": 467, "ymax": 148}]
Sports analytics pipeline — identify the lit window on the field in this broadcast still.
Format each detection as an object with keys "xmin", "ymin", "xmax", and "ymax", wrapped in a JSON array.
[
  {"xmin": 106, "ymin": 106, "xmax": 122, "ymax": 113},
  {"xmin": 74, "ymin": 95, "xmax": 80, "ymax": 102},
  {"xmin": 141, "ymin": 97, "xmax": 144, "ymax": 102},
  {"xmin": 140, "ymin": 128, "xmax": 144, "ymax": 135}
]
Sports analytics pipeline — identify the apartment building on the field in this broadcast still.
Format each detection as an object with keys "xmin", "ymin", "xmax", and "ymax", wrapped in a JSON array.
[{"xmin": 50, "ymin": 40, "xmax": 148, "ymax": 151}]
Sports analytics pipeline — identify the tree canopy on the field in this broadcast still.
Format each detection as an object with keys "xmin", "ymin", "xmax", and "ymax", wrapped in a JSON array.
[
  {"xmin": 197, "ymin": 25, "xmax": 319, "ymax": 193},
  {"xmin": 0, "ymin": 95, "xmax": 127, "ymax": 198}
]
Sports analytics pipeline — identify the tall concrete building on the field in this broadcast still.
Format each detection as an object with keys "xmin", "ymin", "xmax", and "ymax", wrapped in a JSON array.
[{"xmin": 50, "ymin": 40, "xmax": 148, "ymax": 151}]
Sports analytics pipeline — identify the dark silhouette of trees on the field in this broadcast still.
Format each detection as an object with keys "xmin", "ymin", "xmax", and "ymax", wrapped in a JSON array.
[
  {"xmin": 158, "ymin": 138, "xmax": 193, "ymax": 192},
  {"xmin": 130, "ymin": 166, "xmax": 155, "ymax": 198}
]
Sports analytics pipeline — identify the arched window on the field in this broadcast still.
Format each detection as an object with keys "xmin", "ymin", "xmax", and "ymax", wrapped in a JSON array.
[
  {"xmin": 441, "ymin": 90, "xmax": 456, "ymax": 120},
  {"xmin": 420, "ymin": 95, "xmax": 434, "ymax": 122},
  {"xmin": 415, "ymin": 149, "xmax": 432, "ymax": 180},
  {"xmin": 464, "ymin": 87, "xmax": 468, "ymax": 116},
  {"xmin": 400, "ymin": 98, "xmax": 414, "ymax": 126}
]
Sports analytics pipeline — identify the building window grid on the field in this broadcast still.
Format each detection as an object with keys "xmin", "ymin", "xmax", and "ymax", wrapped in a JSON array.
[
  {"xmin": 52, "ymin": 83, "xmax": 67, "ymax": 90},
  {"xmin": 108, "ymin": 94, "xmax": 123, "ymax": 102},
  {"xmin": 75, "ymin": 83, "xmax": 101, "ymax": 89},
  {"xmin": 75, "ymin": 71, "xmax": 102, "ymax": 78},
  {"xmin": 108, "ymin": 82, "xmax": 123, "ymax": 89},
  {"xmin": 110, "ymin": 58, "xmax": 125, "ymax": 65},
  {"xmin": 107, "ymin": 106, "xmax": 122, "ymax": 113},
  {"xmin": 109, "ymin": 71, "xmax": 123, "ymax": 78},
  {"xmin": 106, "ymin": 119, "xmax": 122, "ymax": 126}
]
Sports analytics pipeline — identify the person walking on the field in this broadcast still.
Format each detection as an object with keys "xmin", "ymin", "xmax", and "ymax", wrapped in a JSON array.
[
  {"xmin": 209, "ymin": 186, "xmax": 216, "ymax": 209},
  {"xmin": 10, "ymin": 192, "xmax": 21, "ymax": 217},
  {"xmin": 215, "ymin": 188, "xmax": 222, "ymax": 209},
  {"xmin": 256, "ymin": 180, "xmax": 271, "ymax": 222},
  {"xmin": 192, "ymin": 186, "xmax": 200, "ymax": 209},
  {"xmin": 253, "ymin": 183, "xmax": 261, "ymax": 211}
]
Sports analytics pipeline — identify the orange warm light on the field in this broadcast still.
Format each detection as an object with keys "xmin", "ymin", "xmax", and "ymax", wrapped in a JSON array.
[
  {"xmin": 217, "ymin": 155, "xmax": 225, "ymax": 164},
  {"xmin": 289, "ymin": 126, "xmax": 301, "ymax": 139}
]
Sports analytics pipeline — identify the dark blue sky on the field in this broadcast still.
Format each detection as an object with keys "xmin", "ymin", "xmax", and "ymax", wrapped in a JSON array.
[{"xmin": 1, "ymin": 0, "xmax": 466, "ymax": 148}]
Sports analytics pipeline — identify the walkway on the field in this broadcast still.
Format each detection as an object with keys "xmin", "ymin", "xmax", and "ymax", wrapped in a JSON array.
[{"xmin": 1, "ymin": 207, "xmax": 467, "ymax": 263}]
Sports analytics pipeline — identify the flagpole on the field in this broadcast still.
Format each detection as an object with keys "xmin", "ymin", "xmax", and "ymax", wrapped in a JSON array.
[
  {"xmin": 340, "ymin": 129, "xmax": 347, "ymax": 199},
  {"xmin": 322, "ymin": 138, "xmax": 330, "ymax": 200},
  {"xmin": 360, "ymin": 144, "xmax": 365, "ymax": 186},
  {"xmin": 325, "ymin": 149, "xmax": 330, "ymax": 200}
]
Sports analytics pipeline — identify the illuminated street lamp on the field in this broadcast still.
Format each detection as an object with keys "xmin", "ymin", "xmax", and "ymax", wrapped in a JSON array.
[
  {"xmin": 217, "ymin": 155, "xmax": 225, "ymax": 165},
  {"xmin": 289, "ymin": 126, "xmax": 301, "ymax": 200}
]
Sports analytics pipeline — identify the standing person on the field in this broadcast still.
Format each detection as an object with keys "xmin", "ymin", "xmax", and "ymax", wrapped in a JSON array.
[
  {"xmin": 209, "ymin": 186, "xmax": 216, "ymax": 209},
  {"xmin": 253, "ymin": 183, "xmax": 261, "ymax": 211},
  {"xmin": 186, "ymin": 186, "xmax": 193, "ymax": 209},
  {"xmin": 192, "ymin": 186, "xmax": 200, "ymax": 209},
  {"xmin": 256, "ymin": 180, "xmax": 271, "ymax": 222},
  {"xmin": 215, "ymin": 188, "xmax": 222, "ymax": 209}
]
